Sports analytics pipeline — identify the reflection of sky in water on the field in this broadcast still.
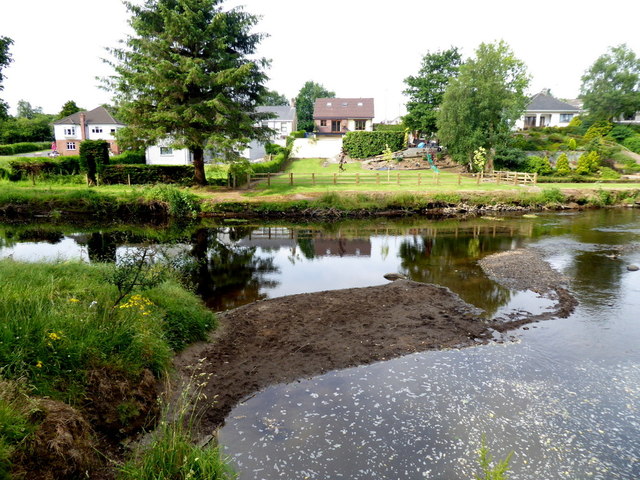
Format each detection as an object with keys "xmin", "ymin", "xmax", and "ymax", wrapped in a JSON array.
[
  {"xmin": 0, "ymin": 239, "xmax": 88, "ymax": 262},
  {"xmin": 219, "ymin": 214, "xmax": 640, "ymax": 480}
]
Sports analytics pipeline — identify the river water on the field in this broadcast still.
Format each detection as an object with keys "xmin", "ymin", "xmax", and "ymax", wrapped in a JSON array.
[{"xmin": 1, "ymin": 209, "xmax": 639, "ymax": 479}]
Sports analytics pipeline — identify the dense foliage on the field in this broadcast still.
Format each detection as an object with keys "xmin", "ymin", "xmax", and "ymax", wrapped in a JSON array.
[
  {"xmin": 342, "ymin": 131, "xmax": 405, "ymax": 158},
  {"xmin": 0, "ymin": 141, "xmax": 51, "ymax": 155},
  {"xmin": 101, "ymin": 165, "xmax": 196, "ymax": 185},
  {"xmin": 0, "ymin": 36, "xmax": 12, "ymax": 119},
  {"xmin": 580, "ymin": 44, "xmax": 640, "ymax": 121},
  {"xmin": 105, "ymin": 0, "xmax": 271, "ymax": 186},
  {"xmin": 57, "ymin": 100, "xmax": 82, "ymax": 119},
  {"xmin": 259, "ymin": 89, "xmax": 289, "ymax": 106},
  {"xmin": 438, "ymin": 41, "xmax": 530, "ymax": 170},
  {"xmin": 294, "ymin": 81, "xmax": 335, "ymax": 132},
  {"xmin": 80, "ymin": 140, "xmax": 110, "ymax": 185},
  {"xmin": 403, "ymin": 47, "xmax": 462, "ymax": 135}
]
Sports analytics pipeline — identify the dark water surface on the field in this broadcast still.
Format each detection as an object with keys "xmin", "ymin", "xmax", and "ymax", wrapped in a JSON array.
[{"xmin": 1, "ymin": 210, "xmax": 639, "ymax": 478}]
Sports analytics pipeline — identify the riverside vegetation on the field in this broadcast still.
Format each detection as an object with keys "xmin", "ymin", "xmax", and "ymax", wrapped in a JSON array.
[{"xmin": 0, "ymin": 253, "xmax": 232, "ymax": 479}]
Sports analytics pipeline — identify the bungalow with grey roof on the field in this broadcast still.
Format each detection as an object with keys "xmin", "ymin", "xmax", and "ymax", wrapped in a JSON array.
[{"xmin": 515, "ymin": 90, "xmax": 581, "ymax": 129}]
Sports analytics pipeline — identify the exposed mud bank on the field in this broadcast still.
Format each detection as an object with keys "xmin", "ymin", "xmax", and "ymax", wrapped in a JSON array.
[{"xmin": 177, "ymin": 247, "xmax": 577, "ymax": 434}]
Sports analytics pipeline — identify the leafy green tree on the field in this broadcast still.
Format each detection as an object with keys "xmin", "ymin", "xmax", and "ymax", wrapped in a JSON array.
[
  {"xmin": 0, "ymin": 36, "xmax": 12, "ymax": 119},
  {"xmin": 105, "ymin": 0, "xmax": 271, "ymax": 186},
  {"xmin": 403, "ymin": 47, "xmax": 462, "ymax": 135},
  {"xmin": 259, "ymin": 89, "xmax": 289, "ymax": 106},
  {"xmin": 58, "ymin": 100, "xmax": 82, "ymax": 119},
  {"xmin": 16, "ymin": 100, "xmax": 43, "ymax": 119},
  {"xmin": 576, "ymin": 150, "xmax": 600, "ymax": 175},
  {"xmin": 295, "ymin": 81, "xmax": 335, "ymax": 132},
  {"xmin": 437, "ymin": 41, "xmax": 530, "ymax": 171},
  {"xmin": 580, "ymin": 44, "xmax": 640, "ymax": 121}
]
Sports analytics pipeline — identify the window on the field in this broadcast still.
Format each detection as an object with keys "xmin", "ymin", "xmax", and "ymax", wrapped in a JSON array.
[
  {"xmin": 110, "ymin": 128, "xmax": 116, "ymax": 134},
  {"xmin": 357, "ymin": 102, "xmax": 363, "ymax": 106},
  {"xmin": 331, "ymin": 120, "xmax": 341, "ymax": 132},
  {"xmin": 320, "ymin": 120, "xmax": 327, "ymax": 127},
  {"xmin": 91, "ymin": 126, "xmax": 103, "ymax": 134},
  {"xmin": 160, "ymin": 147, "xmax": 173, "ymax": 156},
  {"xmin": 280, "ymin": 123, "xmax": 287, "ymax": 132},
  {"xmin": 624, "ymin": 113, "xmax": 637, "ymax": 121},
  {"xmin": 64, "ymin": 127, "xmax": 75, "ymax": 136},
  {"xmin": 355, "ymin": 120, "xmax": 366, "ymax": 131},
  {"xmin": 66, "ymin": 142, "xmax": 76, "ymax": 150},
  {"xmin": 559, "ymin": 114, "xmax": 573, "ymax": 123},
  {"xmin": 326, "ymin": 102, "xmax": 332, "ymax": 106}
]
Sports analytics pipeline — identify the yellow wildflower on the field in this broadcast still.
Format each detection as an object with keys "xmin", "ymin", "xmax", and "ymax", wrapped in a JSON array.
[
  {"xmin": 69, "ymin": 298, "xmax": 80, "ymax": 303},
  {"xmin": 35, "ymin": 361, "xmax": 43, "ymax": 368},
  {"xmin": 47, "ymin": 332, "xmax": 61, "ymax": 341}
]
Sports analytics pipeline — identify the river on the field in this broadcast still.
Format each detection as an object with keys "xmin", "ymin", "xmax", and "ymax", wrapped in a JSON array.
[{"xmin": 1, "ymin": 209, "xmax": 638, "ymax": 479}]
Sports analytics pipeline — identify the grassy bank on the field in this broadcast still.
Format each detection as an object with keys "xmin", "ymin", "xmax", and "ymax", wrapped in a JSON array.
[{"xmin": 0, "ymin": 258, "xmax": 226, "ymax": 478}]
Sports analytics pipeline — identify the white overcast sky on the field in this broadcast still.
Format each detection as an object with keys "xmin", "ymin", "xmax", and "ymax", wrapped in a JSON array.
[{"xmin": 2, "ymin": 0, "xmax": 639, "ymax": 122}]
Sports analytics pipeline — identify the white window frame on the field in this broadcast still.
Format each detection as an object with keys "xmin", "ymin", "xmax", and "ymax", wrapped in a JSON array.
[
  {"xmin": 64, "ymin": 127, "xmax": 76, "ymax": 136},
  {"xmin": 91, "ymin": 126, "xmax": 103, "ymax": 134},
  {"xmin": 159, "ymin": 147, "xmax": 173, "ymax": 156},
  {"xmin": 559, "ymin": 114, "xmax": 573, "ymax": 123},
  {"xmin": 66, "ymin": 142, "xmax": 76, "ymax": 150},
  {"xmin": 355, "ymin": 120, "xmax": 366, "ymax": 131}
]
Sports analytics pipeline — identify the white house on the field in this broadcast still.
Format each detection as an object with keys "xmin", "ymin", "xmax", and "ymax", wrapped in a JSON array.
[
  {"xmin": 146, "ymin": 105, "xmax": 298, "ymax": 165},
  {"xmin": 53, "ymin": 106, "xmax": 124, "ymax": 155},
  {"xmin": 615, "ymin": 112, "xmax": 640, "ymax": 125},
  {"xmin": 515, "ymin": 90, "xmax": 581, "ymax": 129}
]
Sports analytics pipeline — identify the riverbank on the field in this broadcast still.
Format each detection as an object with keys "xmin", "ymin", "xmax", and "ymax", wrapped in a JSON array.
[
  {"xmin": 1, "ymin": 181, "xmax": 640, "ymax": 222},
  {"xmin": 176, "ymin": 247, "xmax": 577, "ymax": 434}
]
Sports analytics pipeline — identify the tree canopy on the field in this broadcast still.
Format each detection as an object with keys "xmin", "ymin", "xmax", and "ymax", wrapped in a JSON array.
[
  {"xmin": 259, "ymin": 89, "xmax": 289, "ymax": 106},
  {"xmin": 0, "ymin": 36, "xmax": 13, "ymax": 119},
  {"xmin": 403, "ymin": 47, "xmax": 462, "ymax": 136},
  {"xmin": 105, "ymin": 0, "xmax": 271, "ymax": 185},
  {"xmin": 295, "ymin": 81, "xmax": 335, "ymax": 132},
  {"xmin": 437, "ymin": 41, "xmax": 530, "ymax": 170},
  {"xmin": 58, "ymin": 100, "xmax": 82, "ymax": 119},
  {"xmin": 580, "ymin": 44, "xmax": 640, "ymax": 121},
  {"xmin": 16, "ymin": 100, "xmax": 43, "ymax": 119}
]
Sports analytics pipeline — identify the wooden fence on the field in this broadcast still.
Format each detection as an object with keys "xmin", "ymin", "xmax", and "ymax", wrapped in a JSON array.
[{"xmin": 243, "ymin": 170, "xmax": 537, "ymax": 189}]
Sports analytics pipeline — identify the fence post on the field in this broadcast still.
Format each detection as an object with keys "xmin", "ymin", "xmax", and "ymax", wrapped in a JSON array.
[
  {"xmin": 496, "ymin": 172, "xmax": 501, "ymax": 185},
  {"xmin": 533, "ymin": 172, "xmax": 538, "ymax": 185},
  {"xmin": 397, "ymin": 172, "xmax": 400, "ymax": 185},
  {"xmin": 127, "ymin": 174, "xmax": 131, "ymax": 186},
  {"xmin": 312, "ymin": 173, "xmax": 315, "ymax": 186},
  {"xmin": 513, "ymin": 173, "xmax": 518, "ymax": 185},
  {"xmin": 289, "ymin": 172, "xmax": 293, "ymax": 186},
  {"xmin": 247, "ymin": 174, "xmax": 251, "ymax": 189},
  {"xmin": 376, "ymin": 173, "xmax": 380, "ymax": 185},
  {"xmin": 458, "ymin": 173, "xmax": 461, "ymax": 185},
  {"xmin": 476, "ymin": 173, "xmax": 480, "ymax": 185},
  {"xmin": 267, "ymin": 172, "xmax": 271, "ymax": 186},
  {"xmin": 356, "ymin": 173, "xmax": 359, "ymax": 185},
  {"xmin": 333, "ymin": 173, "xmax": 337, "ymax": 185}
]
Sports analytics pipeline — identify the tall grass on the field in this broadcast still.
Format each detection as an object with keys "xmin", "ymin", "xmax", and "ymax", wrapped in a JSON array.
[{"xmin": 0, "ymin": 260, "xmax": 214, "ymax": 401}]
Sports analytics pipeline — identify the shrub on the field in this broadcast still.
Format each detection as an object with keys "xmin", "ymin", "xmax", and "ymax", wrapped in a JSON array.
[
  {"xmin": 80, "ymin": 140, "xmax": 110, "ymax": 185},
  {"xmin": 342, "ymin": 131, "xmax": 404, "ymax": 158},
  {"xmin": 599, "ymin": 167, "xmax": 622, "ymax": 180},
  {"xmin": 608, "ymin": 125, "xmax": 637, "ymax": 143},
  {"xmin": 290, "ymin": 130, "xmax": 305, "ymax": 139},
  {"xmin": 540, "ymin": 188, "xmax": 566, "ymax": 204},
  {"xmin": 0, "ymin": 142, "xmax": 51, "ymax": 156},
  {"xmin": 112, "ymin": 150, "xmax": 146, "ymax": 165},
  {"xmin": 584, "ymin": 121, "xmax": 613, "ymax": 141},
  {"xmin": 576, "ymin": 150, "xmax": 601, "ymax": 175},
  {"xmin": 623, "ymin": 135, "xmax": 640, "ymax": 154},
  {"xmin": 101, "ymin": 165, "xmax": 195, "ymax": 185},
  {"xmin": 567, "ymin": 138, "xmax": 577, "ymax": 150},
  {"xmin": 525, "ymin": 155, "xmax": 553, "ymax": 175},
  {"xmin": 144, "ymin": 185, "xmax": 200, "ymax": 217},
  {"xmin": 555, "ymin": 153, "xmax": 571, "ymax": 176}
]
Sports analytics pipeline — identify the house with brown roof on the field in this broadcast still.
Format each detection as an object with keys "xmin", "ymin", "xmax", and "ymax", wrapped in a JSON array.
[
  {"xmin": 53, "ymin": 106, "xmax": 125, "ymax": 156},
  {"xmin": 313, "ymin": 98, "xmax": 374, "ymax": 135}
]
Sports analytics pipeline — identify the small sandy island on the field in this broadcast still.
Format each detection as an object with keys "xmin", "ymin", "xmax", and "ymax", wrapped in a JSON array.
[{"xmin": 176, "ymin": 248, "xmax": 577, "ymax": 432}]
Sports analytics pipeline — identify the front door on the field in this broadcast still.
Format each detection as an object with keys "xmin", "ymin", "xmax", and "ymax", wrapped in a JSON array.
[{"xmin": 331, "ymin": 120, "xmax": 341, "ymax": 133}]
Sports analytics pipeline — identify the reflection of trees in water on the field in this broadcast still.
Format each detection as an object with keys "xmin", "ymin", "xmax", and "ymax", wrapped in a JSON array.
[
  {"xmin": 191, "ymin": 228, "xmax": 279, "ymax": 311},
  {"xmin": 87, "ymin": 232, "xmax": 118, "ymax": 263},
  {"xmin": 563, "ymin": 251, "xmax": 624, "ymax": 310},
  {"xmin": 397, "ymin": 235, "xmax": 514, "ymax": 316}
]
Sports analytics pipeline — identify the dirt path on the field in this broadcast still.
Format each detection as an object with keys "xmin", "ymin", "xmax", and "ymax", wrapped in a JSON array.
[{"xmin": 176, "ymin": 248, "xmax": 577, "ymax": 433}]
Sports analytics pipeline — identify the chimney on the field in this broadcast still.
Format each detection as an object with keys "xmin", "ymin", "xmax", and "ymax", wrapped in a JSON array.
[{"xmin": 80, "ymin": 112, "xmax": 87, "ymax": 140}]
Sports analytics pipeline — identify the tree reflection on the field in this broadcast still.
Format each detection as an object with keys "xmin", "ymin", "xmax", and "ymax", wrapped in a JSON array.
[
  {"xmin": 397, "ymin": 234, "xmax": 514, "ymax": 316},
  {"xmin": 191, "ymin": 228, "xmax": 280, "ymax": 311}
]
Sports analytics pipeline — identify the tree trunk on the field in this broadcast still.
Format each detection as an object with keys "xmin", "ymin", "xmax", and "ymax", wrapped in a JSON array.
[
  {"xmin": 193, "ymin": 146, "xmax": 208, "ymax": 186},
  {"xmin": 485, "ymin": 148, "xmax": 495, "ymax": 173}
]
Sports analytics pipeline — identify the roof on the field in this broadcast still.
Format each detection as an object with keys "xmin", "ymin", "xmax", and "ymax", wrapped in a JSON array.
[
  {"xmin": 313, "ymin": 98, "xmax": 374, "ymax": 119},
  {"xmin": 526, "ymin": 92, "xmax": 580, "ymax": 113},
  {"xmin": 54, "ymin": 106, "xmax": 124, "ymax": 125},
  {"xmin": 256, "ymin": 105, "xmax": 296, "ymax": 121}
]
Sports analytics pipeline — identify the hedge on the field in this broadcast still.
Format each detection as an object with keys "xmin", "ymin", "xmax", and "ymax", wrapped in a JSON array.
[
  {"xmin": 101, "ymin": 165, "xmax": 195, "ymax": 185},
  {"xmin": 0, "ymin": 142, "xmax": 52, "ymax": 156},
  {"xmin": 342, "ymin": 131, "xmax": 405, "ymax": 158}
]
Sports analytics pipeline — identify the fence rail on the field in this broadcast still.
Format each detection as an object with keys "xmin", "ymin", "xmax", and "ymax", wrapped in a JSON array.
[{"xmin": 242, "ymin": 170, "xmax": 537, "ymax": 189}]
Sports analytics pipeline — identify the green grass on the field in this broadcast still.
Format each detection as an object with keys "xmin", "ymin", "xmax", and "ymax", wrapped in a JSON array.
[{"xmin": 0, "ymin": 260, "xmax": 215, "ymax": 402}]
